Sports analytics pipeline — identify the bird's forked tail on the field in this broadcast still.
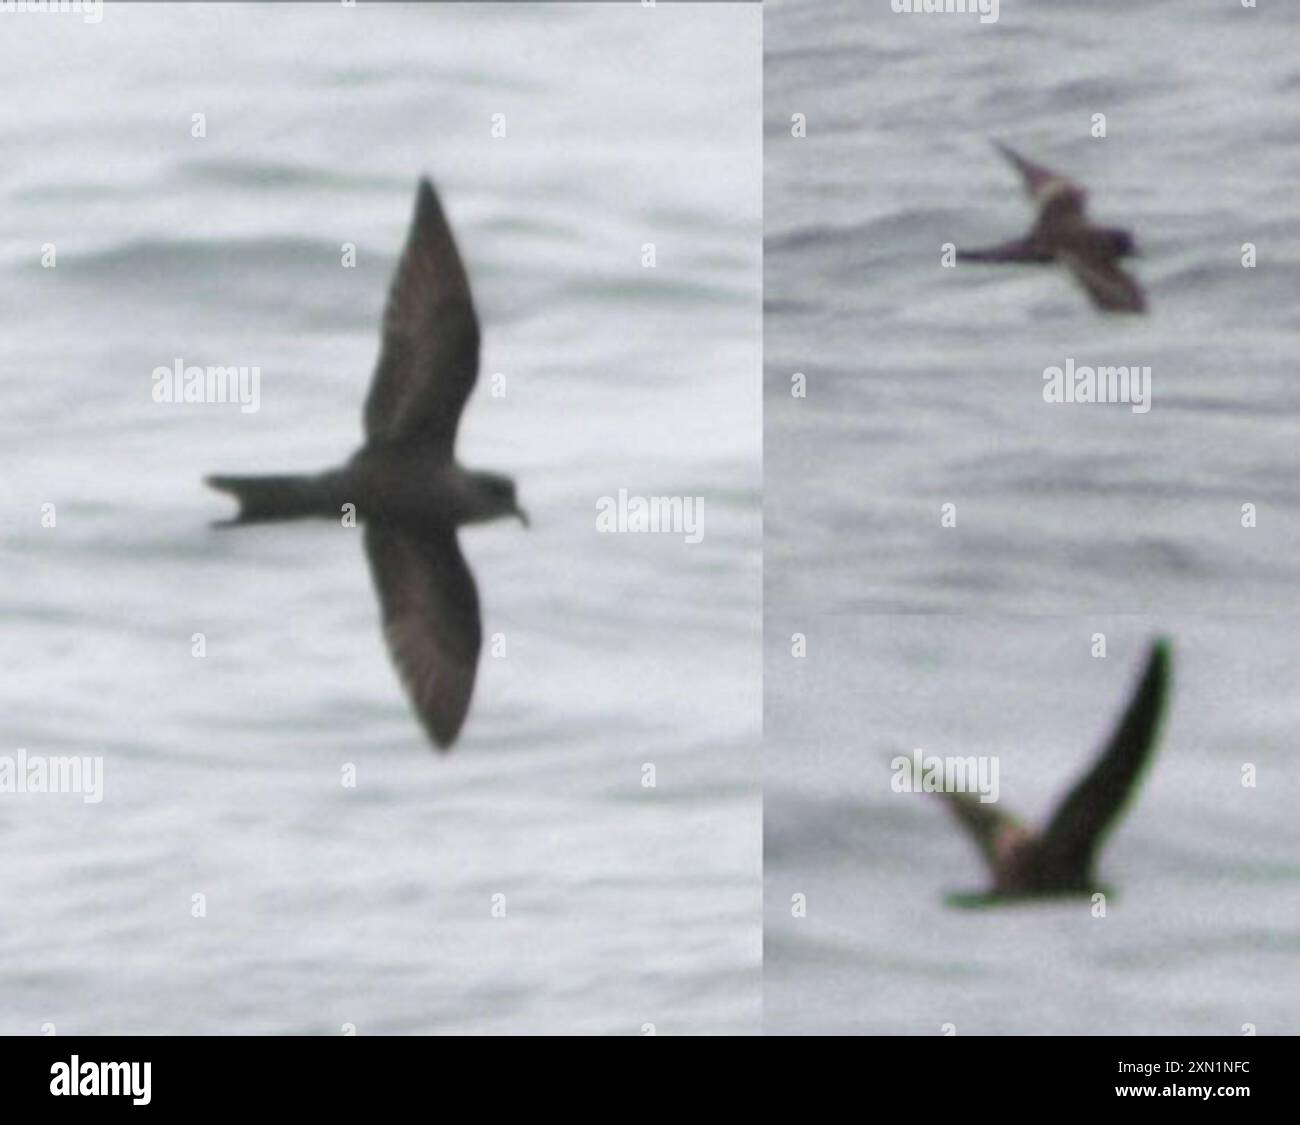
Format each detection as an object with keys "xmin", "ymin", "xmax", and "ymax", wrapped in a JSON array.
[{"xmin": 204, "ymin": 473, "xmax": 336, "ymax": 526}]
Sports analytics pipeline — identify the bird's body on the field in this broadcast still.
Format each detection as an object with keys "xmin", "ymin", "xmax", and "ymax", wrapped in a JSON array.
[
  {"xmin": 959, "ymin": 142, "xmax": 1146, "ymax": 313},
  {"xmin": 935, "ymin": 639, "xmax": 1172, "ymax": 906},
  {"xmin": 210, "ymin": 455, "xmax": 510, "ymax": 528},
  {"xmin": 207, "ymin": 178, "xmax": 525, "ymax": 750}
]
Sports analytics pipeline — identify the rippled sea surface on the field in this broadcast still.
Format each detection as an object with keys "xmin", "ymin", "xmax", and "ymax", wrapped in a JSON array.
[
  {"xmin": 766, "ymin": 0, "xmax": 1300, "ymax": 612},
  {"xmin": 764, "ymin": 0, "xmax": 1300, "ymax": 1034},
  {"xmin": 5, "ymin": 0, "xmax": 1295, "ymax": 1041},
  {"xmin": 765, "ymin": 619, "xmax": 1300, "ymax": 1035},
  {"xmin": 0, "ymin": 4, "xmax": 761, "ymax": 1034}
]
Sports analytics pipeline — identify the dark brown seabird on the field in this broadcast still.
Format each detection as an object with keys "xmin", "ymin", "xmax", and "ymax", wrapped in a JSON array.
[
  {"xmin": 958, "ymin": 141, "xmax": 1147, "ymax": 314},
  {"xmin": 207, "ymin": 178, "xmax": 526, "ymax": 750},
  {"xmin": 937, "ymin": 639, "xmax": 1171, "ymax": 907}
]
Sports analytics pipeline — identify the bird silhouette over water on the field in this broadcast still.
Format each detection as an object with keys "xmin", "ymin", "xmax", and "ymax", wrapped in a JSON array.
[
  {"xmin": 935, "ymin": 639, "xmax": 1171, "ymax": 907},
  {"xmin": 207, "ymin": 178, "xmax": 526, "ymax": 750},
  {"xmin": 958, "ymin": 141, "xmax": 1147, "ymax": 313}
]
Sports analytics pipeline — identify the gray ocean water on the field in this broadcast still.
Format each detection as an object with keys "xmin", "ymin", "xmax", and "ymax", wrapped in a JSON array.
[
  {"xmin": 765, "ymin": 620, "xmax": 1300, "ymax": 1035},
  {"xmin": 766, "ymin": 0, "xmax": 1300, "ymax": 612},
  {"xmin": 764, "ymin": 0, "xmax": 1300, "ymax": 1034},
  {"xmin": 0, "ymin": 4, "xmax": 761, "ymax": 1034},
  {"xmin": 5, "ymin": 0, "xmax": 1295, "ymax": 1042}
]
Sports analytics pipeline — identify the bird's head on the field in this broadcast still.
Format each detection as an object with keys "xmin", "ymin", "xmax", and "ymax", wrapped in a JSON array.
[{"xmin": 472, "ymin": 471, "xmax": 529, "ymax": 527}]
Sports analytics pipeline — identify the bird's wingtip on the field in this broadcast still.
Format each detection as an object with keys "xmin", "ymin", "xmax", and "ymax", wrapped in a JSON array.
[
  {"xmin": 1148, "ymin": 637, "xmax": 1173, "ymax": 681},
  {"xmin": 991, "ymin": 139, "xmax": 1026, "ymax": 166},
  {"xmin": 426, "ymin": 712, "xmax": 462, "ymax": 752}
]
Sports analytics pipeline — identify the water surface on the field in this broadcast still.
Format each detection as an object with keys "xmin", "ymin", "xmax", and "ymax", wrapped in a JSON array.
[{"xmin": 0, "ymin": 2, "xmax": 762, "ymax": 1035}]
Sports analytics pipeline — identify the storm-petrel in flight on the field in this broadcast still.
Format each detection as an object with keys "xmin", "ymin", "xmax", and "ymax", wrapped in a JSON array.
[
  {"xmin": 935, "ymin": 639, "xmax": 1171, "ymax": 907},
  {"xmin": 959, "ymin": 142, "xmax": 1147, "ymax": 313},
  {"xmin": 207, "ymin": 178, "xmax": 526, "ymax": 750}
]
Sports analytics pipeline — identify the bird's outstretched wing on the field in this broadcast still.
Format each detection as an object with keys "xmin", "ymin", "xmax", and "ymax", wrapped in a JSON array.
[
  {"xmin": 935, "ymin": 788, "xmax": 1026, "ymax": 877},
  {"xmin": 364, "ymin": 178, "xmax": 480, "ymax": 454},
  {"xmin": 895, "ymin": 750, "xmax": 1023, "ymax": 878},
  {"xmin": 1038, "ymin": 639, "xmax": 1172, "ymax": 877},
  {"xmin": 1058, "ymin": 248, "xmax": 1148, "ymax": 313},
  {"xmin": 994, "ymin": 141, "xmax": 1082, "ymax": 205},
  {"xmin": 364, "ymin": 523, "xmax": 482, "ymax": 750}
]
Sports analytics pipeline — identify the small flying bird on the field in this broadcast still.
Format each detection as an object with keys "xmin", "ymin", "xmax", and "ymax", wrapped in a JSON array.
[
  {"xmin": 934, "ymin": 639, "xmax": 1171, "ymax": 907},
  {"xmin": 207, "ymin": 178, "xmax": 526, "ymax": 750},
  {"xmin": 958, "ymin": 141, "xmax": 1147, "ymax": 313}
]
